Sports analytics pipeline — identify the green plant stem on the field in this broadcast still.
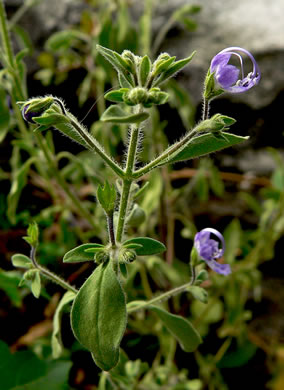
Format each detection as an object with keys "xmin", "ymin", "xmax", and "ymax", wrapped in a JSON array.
[
  {"xmin": 68, "ymin": 117, "xmax": 125, "ymax": 178},
  {"xmin": 127, "ymin": 281, "xmax": 193, "ymax": 314},
  {"xmin": 202, "ymin": 97, "xmax": 210, "ymax": 120},
  {"xmin": 30, "ymin": 246, "xmax": 78, "ymax": 294},
  {"xmin": 116, "ymin": 179, "xmax": 131, "ymax": 243},
  {"xmin": 35, "ymin": 133, "xmax": 97, "ymax": 229},
  {"xmin": 0, "ymin": 0, "xmax": 14, "ymax": 66},
  {"xmin": 116, "ymin": 107, "xmax": 143, "ymax": 242},
  {"xmin": 107, "ymin": 212, "xmax": 116, "ymax": 247},
  {"xmin": 133, "ymin": 127, "xmax": 199, "ymax": 178}
]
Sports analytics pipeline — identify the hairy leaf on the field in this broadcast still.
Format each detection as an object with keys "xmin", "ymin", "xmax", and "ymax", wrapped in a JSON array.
[{"xmin": 71, "ymin": 262, "xmax": 127, "ymax": 370}]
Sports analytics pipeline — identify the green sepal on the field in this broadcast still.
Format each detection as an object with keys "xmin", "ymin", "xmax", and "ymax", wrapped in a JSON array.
[
  {"xmin": 97, "ymin": 181, "xmax": 116, "ymax": 214},
  {"xmin": 104, "ymin": 88, "xmax": 129, "ymax": 103},
  {"xmin": 52, "ymin": 291, "xmax": 76, "ymax": 359},
  {"xmin": 63, "ymin": 243, "xmax": 104, "ymax": 263},
  {"xmin": 139, "ymin": 55, "xmax": 151, "ymax": 86},
  {"xmin": 11, "ymin": 254, "xmax": 33, "ymax": 269},
  {"xmin": 122, "ymin": 237, "xmax": 166, "ymax": 256},
  {"xmin": 71, "ymin": 261, "xmax": 127, "ymax": 371},
  {"xmin": 100, "ymin": 105, "xmax": 149, "ymax": 124},
  {"xmin": 187, "ymin": 286, "xmax": 208, "ymax": 304},
  {"xmin": 203, "ymin": 69, "xmax": 225, "ymax": 100},
  {"xmin": 152, "ymin": 52, "xmax": 196, "ymax": 87},
  {"xmin": 158, "ymin": 132, "xmax": 249, "ymax": 166}
]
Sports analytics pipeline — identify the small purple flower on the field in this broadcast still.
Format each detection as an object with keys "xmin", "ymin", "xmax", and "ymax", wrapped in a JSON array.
[
  {"xmin": 194, "ymin": 228, "xmax": 231, "ymax": 276},
  {"xmin": 210, "ymin": 47, "xmax": 260, "ymax": 93}
]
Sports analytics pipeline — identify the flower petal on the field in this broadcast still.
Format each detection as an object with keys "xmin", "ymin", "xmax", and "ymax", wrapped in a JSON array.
[
  {"xmin": 210, "ymin": 52, "xmax": 231, "ymax": 72},
  {"xmin": 205, "ymin": 259, "xmax": 231, "ymax": 275},
  {"xmin": 216, "ymin": 65, "xmax": 239, "ymax": 89}
]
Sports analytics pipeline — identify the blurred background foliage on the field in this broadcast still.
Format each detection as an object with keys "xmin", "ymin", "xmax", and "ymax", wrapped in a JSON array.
[{"xmin": 0, "ymin": 0, "xmax": 284, "ymax": 389}]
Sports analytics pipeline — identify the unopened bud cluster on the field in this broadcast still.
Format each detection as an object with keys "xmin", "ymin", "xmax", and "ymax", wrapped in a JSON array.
[{"xmin": 97, "ymin": 45, "xmax": 195, "ymax": 108}]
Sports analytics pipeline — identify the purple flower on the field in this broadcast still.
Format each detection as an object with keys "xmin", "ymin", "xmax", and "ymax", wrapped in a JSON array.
[
  {"xmin": 210, "ymin": 47, "xmax": 260, "ymax": 93},
  {"xmin": 194, "ymin": 228, "xmax": 231, "ymax": 276}
]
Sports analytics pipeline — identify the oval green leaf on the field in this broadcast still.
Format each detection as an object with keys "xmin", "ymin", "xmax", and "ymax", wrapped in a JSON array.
[
  {"xmin": 159, "ymin": 132, "xmax": 249, "ymax": 166},
  {"xmin": 11, "ymin": 254, "xmax": 32, "ymax": 269},
  {"xmin": 52, "ymin": 291, "xmax": 76, "ymax": 359},
  {"xmin": 150, "ymin": 305, "xmax": 202, "ymax": 352},
  {"xmin": 71, "ymin": 262, "xmax": 127, "ymax": 371},
  {"xmin": 122, "ymin": 237, "xmax": 166, "ymax": 256},
  {"xmin": 100, "ymin": 105, "xmax": 149, "ymax": 124},
  {"xmin": 63, "ymin": 243, "xmax": 104, "ymax": 263}
]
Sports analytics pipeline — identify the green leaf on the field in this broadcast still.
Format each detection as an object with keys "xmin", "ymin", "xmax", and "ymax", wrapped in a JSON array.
[
  {"xmin": 153, "ymin": 52, "xmax": 196, "ymax": 87},
  {"xmin": 23, "ymin": 221, "xmax": 39, "ymax": 247},
  {"xmin": 159, "ymin": 132, "xmax": 249, "ymax": 166},
  {"xmin": 139, "ymin": 55, "xmax": 151, "ymax": 86},
  {"xmin": 97, "ymin": 181, "xmax": 116, "ymax": 214},
  {"xmin": 153, "ymin": 56, "xmax": 176, "ymax": 77},
  {"xmin": 187, "ymin": 286, "xmax": 208, "ymax": 304},
  {"xmin": 31, "ymin": 270, "xmax": 41, "ymax": 298},
  {"xmin": 11, "ymin": 361, "xmax": 72, "ymax": 390},
  {"xmin": 71, "ymin": 261, "xmax": 127, "ymax": 371},
  {"xmin": 0, "ymin": 87, "xmax": 10, "ymax": 143},
  {"xmin": 11, "ymin": 254, "xmax": 32, "ymax": 269},
  {"xmin": 45, "ymin": 30, "xmax": 87, "ymax": 51},
  {"xmin": 217, "ymin": 340, "xmax": 257, "ymax": 368},
  {"xmin": 122, "ymin": 237, "xmax": 166, "ymax": 256},
  {"xmin": 63, "ymin": 243, "xmax": 104, "ymax": 263},
  {"xmin": 7, "ymin": 156, "xmax": 37, "ymax": 224},
  {"xmin": 0, "ymin": 270, "xmax": 23, "ymax": 307},
  {"xmin": 100, "ymin": 105, "xmax": 149, "ymax": 124},
  {"xmin": 149, "ymin": 306, "xmax": 202, "ymax": 352},
  {"xmin": 52, "ymin": 291, "xmax": 76, "ymax": 358},
  {"xmin": 104, "ymin": 89, "xmax": 128, "ymax": 103},
  {"xmin": 172, "ymin": 4, "xmax": 201, "ymax": 21},
  {"xmin": 96, "ymin": 45, "xmax": 134, "ymax": 86}
]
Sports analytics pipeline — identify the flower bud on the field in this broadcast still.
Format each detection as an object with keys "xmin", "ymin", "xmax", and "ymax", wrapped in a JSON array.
[
  {"xmin": 20, "ymin": 96, "xmax": 54, "ymax": 124},
  {"xmin": 124, "ymin": 87, "xmax": 148, "ymax": 105},
  {"xmin": 118, "ymin": 248, "xmax": 136, "ymax": 264}
]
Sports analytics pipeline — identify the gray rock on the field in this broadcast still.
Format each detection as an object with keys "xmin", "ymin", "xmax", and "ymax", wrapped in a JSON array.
[
  {"xmin": 151, "ymin": 0, "xmax": 284, "ymax": 109},
  {"xmin": 5, "ymin": 0, "xmax": 284, "ymax": 109}
]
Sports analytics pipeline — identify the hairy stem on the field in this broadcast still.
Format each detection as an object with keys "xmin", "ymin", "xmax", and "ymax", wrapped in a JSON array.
[
  {"xmin": 127, "ymin": 281, "xmax": 193, "ymax": 314},
  {"xmin": 133, "ymin": 127, "xmax": 199, "ymax": 178},
  {"xmin": 202, "ymin": 97, "xmax": 210, "ymax": 120},
  {"xmin": 107, "ymin": 212, "xmax": 116, "ymax": 247},
  {"xmin": 30, "ymin": 246, "xmax": 78, "ymax": 294},
  {"xmin": 68, "ymin": 117, "xmax": 125, "ymax": 178},
  {"xmin": 116, "ymin": 107, "xmax": 143, "ymax": 242}
]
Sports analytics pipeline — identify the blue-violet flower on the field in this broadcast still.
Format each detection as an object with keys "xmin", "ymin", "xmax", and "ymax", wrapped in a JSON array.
[
  {"xmin": 194, "ymin": 228, "xmax": 231, "ymax": 275},
  {"xmin": 210, "ymin": 47, "xmax": 260, "ymax": 93}
]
